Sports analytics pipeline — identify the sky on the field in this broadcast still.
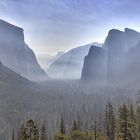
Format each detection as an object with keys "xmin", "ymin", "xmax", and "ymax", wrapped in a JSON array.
[{"xmin": 0, "ymin": 0, "xmax": 140, "ymax": 55}]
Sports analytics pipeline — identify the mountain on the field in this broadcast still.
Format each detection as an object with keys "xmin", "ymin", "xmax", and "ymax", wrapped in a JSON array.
[
  {"xmin": 47, "ymin": 42, "xmax": 102, "ymax": 79},
  {"xmin": 37, "ymin": 51, "xmax": 65, "ymax": 70},
  {"xmin": 125, "ymin": 28, "xmax": 140, "ymax": 51},
  {"xmin": 0, "ymin": 62, "xmax": 47, "ymax": 139},
  {"xmin": 81, "ymin": 46, "xmax": 107, "ymax": 85},
  {"xmin": 103, "ymin": 29, "xmax": 126, "ymax": 84},
  {"xmin": 121, "ymin": 42, "xmax": 140, "ymax": 87},
  {"xmin": 81, "ymin": 28, "xmax": 140, "ymax": 88},
  {"xmin": 104, "ymin": 28, "xmax": 140, "ymax": 85},
  {"xmin": 0, "ymin": 62, "xmax": 34, "ymax": 89},
  {"xmin": 0, "ymin": 19, "xmax": 47, "ymax": 81}
]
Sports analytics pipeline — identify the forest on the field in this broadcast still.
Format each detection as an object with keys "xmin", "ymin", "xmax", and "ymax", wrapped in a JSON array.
[{"xmin": 13, "ymin": 101, "xmax": 140, "ymax": 140}]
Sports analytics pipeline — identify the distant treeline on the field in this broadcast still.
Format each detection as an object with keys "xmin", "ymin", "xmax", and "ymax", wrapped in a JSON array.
[{"xmin": 12, "ymin": 102, "xmax": 140, "ymax": 140}]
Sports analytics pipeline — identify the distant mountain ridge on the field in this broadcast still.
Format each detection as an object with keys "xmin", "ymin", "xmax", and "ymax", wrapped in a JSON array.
[
  {"xmin": 47, "ymin": 42, "xmax": 102, "ymax": 79},
  {"xmin": 0, "ymin": 19, "xmax": 47, "ymax": 81},
  {"xmin": 37, "ymin": 51, "xmax": 65, "ymax": 70}
]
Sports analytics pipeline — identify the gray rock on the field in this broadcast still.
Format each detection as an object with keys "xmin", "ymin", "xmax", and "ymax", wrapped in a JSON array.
[
  {"xmin": 0, "ymin": 19, "xmax": 47, "ymax": 81},
  {"xmin": 81, "ymin": 46, "xmax": 107, "ymax": 85}
]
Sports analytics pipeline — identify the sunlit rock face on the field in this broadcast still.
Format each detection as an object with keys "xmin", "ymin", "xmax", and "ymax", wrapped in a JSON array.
[
  {"xmin": 124, "ymin": 28, "xmax": 140, "ymax": 51},
  {"xmin": 104, "ymin": 29, "xmax": 126, "ymax": 85},
  {"xmin": 81, "ymin": 46, "xmax": 107, "ymax": 85},
  {"xmin": 103, "ymin": 28, "xmax": 140, "ymax": 86},
  {"xmin": 47, "ymin": 43, "xmax": 102, "ymax": 79},
  {"xmin": 0, "ymin": 19, "xmax": 47, "ymax": 81},
  {"xmin": 121, "ymin": 42, "xmax": 140, "ymax": 87},
  {"xmin": 81, "ymin": 28, "xmax": 140, "ymax": 88}
]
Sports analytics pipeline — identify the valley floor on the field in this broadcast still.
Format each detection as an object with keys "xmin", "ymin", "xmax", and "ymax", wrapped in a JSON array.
[{"xmin": 0, "ymin": 79, "xmax": 139, "ymax": 140}]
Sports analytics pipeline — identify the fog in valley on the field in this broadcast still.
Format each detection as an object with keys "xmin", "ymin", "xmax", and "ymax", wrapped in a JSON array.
[
  {"xmin": 1, "ymin": 0, "xmax": 140, "ymax": 140},
  {"xmin": 0, "ymin": 19, "xmax": 140, "ymax": 140}
]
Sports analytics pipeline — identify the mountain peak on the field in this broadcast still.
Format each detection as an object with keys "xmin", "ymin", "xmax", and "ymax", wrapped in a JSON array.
[
  {"xmin": 124, "ymin": 28, "xmax": 140, "ymax": 34},
  {"xmin": 108, "ymin": 29, "xmax": 123, "ymax": 35},
  {"xmin": 0, "ymin": 19, "xmax": 48, "ymax": 81},
  {"xmin": 88, "ymin": 46, "xmax": 102, "ymax": 56}
]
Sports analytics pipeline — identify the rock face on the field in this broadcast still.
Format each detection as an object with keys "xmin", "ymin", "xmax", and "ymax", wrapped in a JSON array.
[
  {"xmin": 47, "ymin": 43, "xmax": 102, "ymax": 79},
  {"xmin": 122, "ymin": 42, "xmax": 140, "ymax": 87},
  {"xmin": 81, "ymin": 28, "xmax": 140, "ymax": 88},
  {"xmin": 0, "ymin": 19, "xmax": 47, "ymax": 81},
  {"xmin": 104, "ymin": 28, "xmax": 140, "ymax": 85},
  {"xmin": 124, "ymin": 28, "xmax": 140, "ymax": 51},
  {"xmin": 81, "ymin": 46, "xmax": 107, "ymax": 85},
  {"xmin": 104, "ymin": 29, "xmax": 126, "ymax": 84},
  {"xmin": 0, "ymin": 62, "xmax": 33, "ymax": 86}
]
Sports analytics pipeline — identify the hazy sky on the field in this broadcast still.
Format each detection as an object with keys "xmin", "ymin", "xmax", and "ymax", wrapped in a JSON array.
[{"xmin": 0, "ymin": 0, "xmax": 140, "ymax": 55}]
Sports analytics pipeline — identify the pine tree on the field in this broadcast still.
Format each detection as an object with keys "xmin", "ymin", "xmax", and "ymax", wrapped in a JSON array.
[
  {"xmin": 18, "ymin": 124, "xmax": 28, "ymax": 140},
  {"xmin": 18, "ymin": 119, "xmax": 39, "ymax": 140},
  {"xmin": 41, "ymin": 123, "xmax": 47, "ymax": 140},
  {"xmin": 105, "ymin": 102, "xmax": 115, "ymax": 140},
  {"xmin": 76, "ymin": 114, "xmax": 82, "ymax": 131},
  {"xmin": 12, "ymin": 130, "xmax": 14, "ymax": 140},
  {"xmin": 118, "ymin": 103, "xmax": 137, "ymax": 140},
  {"xmin": 136, "ymin": 105, "xmax": 140, "ymax": 139},
  {"xmin": 118, "ymin": 103, "xmax": 130, "ymax": 140},
  {"xmin": 94, "ymin": 117, "xmax": 97, "ymax": 140},
  {"xmin": 71, "ymin": 120, "xmax": 79, "ymax": 132},
  {"xmin": 71, "ymin": 120, "xmax": 87, "ymax": 140},
  {"xmin": 60, "ymin": 117, "xmax": 66, "ymax": 135},
  {"xmin": 54, "ymin": 118, "xmax": 69, "ymax": 140},
  {"xmin": 129, "ymin": 104, "xmax": 137, "ymax": 140}
]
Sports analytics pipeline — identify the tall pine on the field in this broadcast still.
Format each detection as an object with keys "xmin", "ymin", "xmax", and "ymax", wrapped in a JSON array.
[
  {"xmin": 41, "ymin": 123, "xmax": 48, "ymax": 140},
  {"xmin": 105, "ymin": 102, "xmax": 115, "ymax": 140},
  {"xmin": 136, "ymin": 105, "xmax": 140, "ymax": 139},
  {"xmin": 18, "ymin": 119, "xmax": 39, "ymax": 140},
  {"xmin": 118, "ymin": 103, "xmax": 137, "ymax": 140}
]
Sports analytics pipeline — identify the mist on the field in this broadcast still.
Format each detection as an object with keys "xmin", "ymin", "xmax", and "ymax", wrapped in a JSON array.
[{"xmin": 0, "ymin": 1, "xmax": 140, "ymax": 140}]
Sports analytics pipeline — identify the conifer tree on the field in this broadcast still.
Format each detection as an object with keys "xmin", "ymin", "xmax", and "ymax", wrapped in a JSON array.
[
  {"xmin": 41, "ymin": 123, "xmax": 47, "ymax": 140},
  {"xmin": 94, "ymin": 117, "xmax": 97, "ymax": 140},
  {"xmin": 118, "ymin": 103, "xmax": 129, "ymax": 140},
  {"xmin": 71, "ymin": 120, "xmax": 79, "ymax": 132},
  {"xmin": 77, "ymin": 114, "xmax": 82, "ymax": 131},
  {"xmin": 54, "ymin": 117, "xmax": 69, "ymax": 140},
  {"xmin": 129, "ymin": 104, "xmax": 137, "ymax": 140},
  {"xmin": 18, "ymin": 119, "xmax": 39, "ymax": 140},
  {"xmin": 105, "ymin": 102, "xmax": 115, "ymax": 140},
  {"xmin": 136, "ymin": 105, "xmax": 140, "ymax": 139},
  {"xmin": 60, "ymin": 117, "xmax": 66, "ymax": 135},
  {"xmin": 118, "ymin": 103, "xmax": 137, "ymax": 140},
  {"xmin": 18, "ymin": 124, "xmax": 28, "ymax": 140},
  {"xmin": 12, "ymin": 130, "xmax": 14, "ymax": 140},
  {"xmin": 71, "ymin": 120, "xmax": 86, "ymax": 140}
]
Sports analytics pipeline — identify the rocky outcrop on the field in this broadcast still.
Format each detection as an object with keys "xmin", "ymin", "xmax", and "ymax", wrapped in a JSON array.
[
  {"xmin": 104, "ymin": 28, "xmax": 140, "ymax": 86},
  {"xmin": 0, "ymin": 19, "xmax": 47, "ymax": 81},
  {"xmin": 81, "ymin": 46, "xmax": 107, "ymax": 85},
  {"xmin": 104, "ymin": 29, "xmax": 126, "ymax": 84},
  {"xmin": 121, "ymin": 42, "xmax": 140, "ymax": 87},
  {"xmin": 81, "ymin": 28, "xmax": 140, "ymax": 88},
  {"xmin": 124, "ymin": 28, "xmax": 140, "ymax": 51}
]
